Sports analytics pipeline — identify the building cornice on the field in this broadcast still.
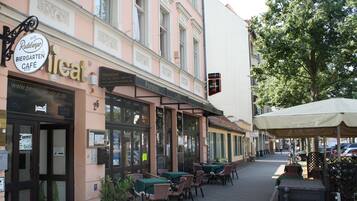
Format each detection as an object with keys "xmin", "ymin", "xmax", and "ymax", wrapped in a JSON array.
[{"xmin": 0, "ymin": 3, "xmax": 209, "ymax": 104}]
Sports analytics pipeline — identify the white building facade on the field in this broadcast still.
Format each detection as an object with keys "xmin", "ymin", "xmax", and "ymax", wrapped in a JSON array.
[{"xmin": 204, "ymin": 0, "xmax": 253, "ymax": 157}]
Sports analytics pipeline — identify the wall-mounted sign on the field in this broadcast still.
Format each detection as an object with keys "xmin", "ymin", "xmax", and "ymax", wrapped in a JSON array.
[
  {"xmin": 47, "ymin": 45, "xmax": 85, "ymax": 82},
  {"xmin": 13, "ymin": 33, "xmax": 49, "ymax": 73},
  {"xmin": 7, "ymin": 78, "xmax": 74, "ymax": 119},
  {"xmin": 87, "ymin": 130, "xmax": 107, "ymax": 147},
  {"xmin": 208, "ymin": 73, "xmax": 221, "ymax": 96}
]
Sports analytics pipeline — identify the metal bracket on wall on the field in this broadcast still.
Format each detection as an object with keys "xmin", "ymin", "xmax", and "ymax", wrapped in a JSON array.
[{"xmin": 0, "ymin": 16, "xmax": 39, "ymax": 67}]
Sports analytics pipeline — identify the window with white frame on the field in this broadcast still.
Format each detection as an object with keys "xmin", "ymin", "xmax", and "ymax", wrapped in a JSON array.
[
  {"xmin": 193, "ymin": 39, "xmax": 200, "ymax": 78},
  {"xmin": 179, "ymin": 26, "xmax": 186, "ymax": 70},
  {"xmin": 134, "ymin": 0, "xmax": 146, "ymax": 44},
  {"xmin": 191, "ymin": 0, "xmax": 198, "ymax": 9},
  {"xmin": 94, "ymin": 0, "xmax": 111, "ymax": 23},
  {"xmin": 160, "ymin": 8, "xmax": 169, "ymax": 59}
]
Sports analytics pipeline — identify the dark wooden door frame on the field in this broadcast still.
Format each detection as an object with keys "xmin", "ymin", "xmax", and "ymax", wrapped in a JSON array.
[
  {"xmin": 105, "ymin": 126, "xmax": 150, "ymax": 177},
  {"xmin": 6, "ymin": 114, "xmax": 74, "ymax": 201},
  {"xmin": 6, "ymin": 119, "xmax": 39, "ymax": 201},
  {"xmin": 40, "ymin": 124, "xmax": 72, "ymax": 201}
]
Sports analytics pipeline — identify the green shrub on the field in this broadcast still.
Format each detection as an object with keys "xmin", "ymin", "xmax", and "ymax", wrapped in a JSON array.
[{"xmin": 100, "ymin": 175, "xmax": 134, "ymax": 201}]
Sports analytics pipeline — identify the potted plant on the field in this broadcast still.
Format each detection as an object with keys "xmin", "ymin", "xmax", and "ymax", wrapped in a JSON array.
[{"xmin": 100, "ymin": 175, "xmax": 134, "ymax": 201}]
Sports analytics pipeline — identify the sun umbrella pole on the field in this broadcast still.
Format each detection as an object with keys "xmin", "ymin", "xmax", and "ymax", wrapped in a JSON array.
[{"xmin": 337, "ymin": 125, "xmax": 341, "ymax": 161}]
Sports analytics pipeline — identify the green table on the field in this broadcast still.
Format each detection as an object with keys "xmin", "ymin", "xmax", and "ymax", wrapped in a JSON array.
[
  {"xmin": 202, "ymin": 164, "xmax": 224, "ymax": 174},
  {"xmin": 135, "ymin": 178, "xmax": 170, "ymax": 194},
  {"xmin": 161, "ymin": 171, "xmax": 189, "ymax": 183}
]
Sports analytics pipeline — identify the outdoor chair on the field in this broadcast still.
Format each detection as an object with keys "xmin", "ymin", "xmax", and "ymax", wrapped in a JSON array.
[
  {"xmin": 145, "ymin": 183, "xmax": 171, "ymax": 201},
  {"xmin": 128, "ymin": 173, "xmax": 144, "ymax": 182},
  {"xmin": 169, "ymin": 177, "xmax": 187, "ymax": 201},
  {"xmin": 192, "ymin": 170, "xmax": 205, "ymax": 198},
  {"xmin": 230, "ymin": 162, "xmax": 239, "ymax": 179},
  {"xmin": 182, "ymin": 175, "xmax": 195, "ymax": 201},
  {"xmin": 192, "ymin": 163, "xmax": 203, "ymax": 175},
  {"xmin": 217, "ymin": 165, "xmax": 234, "ymax": 185},
  {"xmin": 157, "ymin": 169, "xmax": 169, "ymax": 176},
  {"xmin": 143, "ymin": 171, "xmax": 161, "ymax": 178}
]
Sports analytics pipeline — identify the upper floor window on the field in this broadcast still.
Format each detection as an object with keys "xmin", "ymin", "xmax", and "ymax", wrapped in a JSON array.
[
  {"xmin": 134, "ymin": 0, "xmax": 147, "ymax": 45},
  {"xmin": 160, "ymin": 8, "xmax": 169, "ymax": 60},
  {"xmin": 179, "ymin": 26, "xmax": 186, "ymax": 70},
  {"xmin": 193, "ymin": 39, "xmax": 200, "ymax": 78},
  {"xmin": 94, "ymin": 0, "xmax": 111, "ymax": 23},
  {"xmin": 191, "ymin": 0, "xmax": 198, "ymax": 9}
]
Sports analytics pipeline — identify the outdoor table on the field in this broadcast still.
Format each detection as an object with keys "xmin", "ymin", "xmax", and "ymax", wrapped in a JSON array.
[
  {"xmin": 134, "ymin": 178, "xmax": 170, "ymax": 194},
  {"xmin": 161, "ymin": 171, "xmax": 189, "ymax": 183},
  {"xmin": 278, "ymin": 179, "xmax": 325, "ymax": 201},
  {"xmin": 202, "ymin": 164, "xmax": 224, "ymax": 174}
]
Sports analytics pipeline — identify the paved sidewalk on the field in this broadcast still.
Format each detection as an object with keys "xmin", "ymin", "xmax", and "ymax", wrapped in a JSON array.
[{"xmin": 194, "ymin": 153, "xmax": 288, "ymax": 201}]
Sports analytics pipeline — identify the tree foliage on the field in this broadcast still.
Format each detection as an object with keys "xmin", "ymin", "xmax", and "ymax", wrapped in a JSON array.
[{"xmin": 250, "ymin": 0, "xmax": 357, "ymax": 108}]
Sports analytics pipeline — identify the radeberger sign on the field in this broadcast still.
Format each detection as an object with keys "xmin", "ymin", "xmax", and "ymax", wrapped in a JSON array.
[{"xmin": 13, "ymin": 33, "xmax": 49, "ymax": 73}]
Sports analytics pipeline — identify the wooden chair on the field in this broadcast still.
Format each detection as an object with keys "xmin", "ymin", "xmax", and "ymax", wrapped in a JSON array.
[
  {"xmin": 192, "ymin": 170, "xmax": 204, "ymax": 198},
  {"xmin": 230, "ymin": 162, "xmax": 239, "ymax": 179},
  {"xmin": 217, "ymin": 165, "xmax": 234, "ymax": 185},
  {"xmin": 192, "ymin": 163, "xmax": 203, "ymax": 175},
  {"xmin": 146, "ymin": 183, "xmax": 171, "ymax": 201},
  {"xmin": 169, "ymin": 177, "xmax": 187, "ymax": 201},
  {"xmin": 128, "ymin": 173, "xmax": 144, "ymax": 182},
  {"xmin": 182, "ymin": 175, "xmax": 194, "ymax": 201},
  {"xmin": 157, "ymin": 169, "xmax": 169, "ymax": 176}
]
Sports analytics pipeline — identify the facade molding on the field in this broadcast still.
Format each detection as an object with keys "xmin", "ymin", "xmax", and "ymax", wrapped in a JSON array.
[{"xmin": 0, "ymin": 1, "xmax": 207, "ymax": 102}]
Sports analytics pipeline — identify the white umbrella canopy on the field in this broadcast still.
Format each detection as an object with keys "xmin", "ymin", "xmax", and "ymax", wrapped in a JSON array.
[{"xmin": 254, "ymin": 98, "xmax": 357, "ymax": 138}]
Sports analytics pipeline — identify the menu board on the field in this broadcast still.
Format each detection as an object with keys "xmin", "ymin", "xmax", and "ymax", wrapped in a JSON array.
[{"xmin": 87, "ymin": 130, "xmax": 106, "ymax": 147}]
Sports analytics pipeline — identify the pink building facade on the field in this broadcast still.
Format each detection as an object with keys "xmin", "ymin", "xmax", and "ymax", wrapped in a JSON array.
[{"xmin": 0, "ymin": 0, "xmax": 221, "ymax": 200}]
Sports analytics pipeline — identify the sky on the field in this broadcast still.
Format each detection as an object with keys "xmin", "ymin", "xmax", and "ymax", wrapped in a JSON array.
[{"xmin": 218, "ymin": 0, "xmax": 268, "ymax": 20}]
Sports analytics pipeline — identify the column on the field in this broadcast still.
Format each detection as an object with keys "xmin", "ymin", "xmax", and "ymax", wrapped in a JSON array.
[
  {"xmin": 149, "ymin": 104, "xmax": 157, "ymax": 174},
  {"xmin": 199, "ymin": 116, "xmax": 207, "ymax": 163},
  {"xmin": 171, "ymin": 110, "xmax": 178, "ymax": 171}
]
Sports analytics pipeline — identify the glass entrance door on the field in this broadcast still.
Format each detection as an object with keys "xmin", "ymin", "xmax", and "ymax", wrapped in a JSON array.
[
  {"xmin": 39, "ymin": 124, "xmax": 69, "ymax": 201},
  {"xmin": 5, "ymin": 121, "xmax": 39, "ymax": 201}
]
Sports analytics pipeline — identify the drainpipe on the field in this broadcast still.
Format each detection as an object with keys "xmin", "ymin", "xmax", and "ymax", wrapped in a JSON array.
[{"xmin": 202, "ymin": 0, "xmax": 208, "ymax": 100}]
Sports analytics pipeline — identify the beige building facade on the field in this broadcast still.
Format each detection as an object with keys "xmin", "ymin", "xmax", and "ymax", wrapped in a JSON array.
[{"xmin": 0, "ymin": 0, "xmax": 222, "ymax": 201}]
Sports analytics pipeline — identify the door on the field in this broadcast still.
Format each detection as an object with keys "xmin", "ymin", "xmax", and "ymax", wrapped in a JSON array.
[
  {"xmin": 5, "ymin": 120, "xmax": 39, "ymax": 201},
  {"xmin": 39, "ymin": 124, "xmax": 70, "ymax": 201},
  {"xmin": 227, "ymin": 134, "xmax": 232, "ymax": 162}
]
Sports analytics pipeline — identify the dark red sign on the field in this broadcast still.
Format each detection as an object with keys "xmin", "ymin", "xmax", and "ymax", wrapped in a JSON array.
[{"xmin": 208, "ymin": 73, "xmax": 221, "ymax": 96}]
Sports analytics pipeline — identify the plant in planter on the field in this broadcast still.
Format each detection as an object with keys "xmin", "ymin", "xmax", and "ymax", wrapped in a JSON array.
[{"xmin": 100, "ymin": 176, "xmax": 134, "ymax": 201}]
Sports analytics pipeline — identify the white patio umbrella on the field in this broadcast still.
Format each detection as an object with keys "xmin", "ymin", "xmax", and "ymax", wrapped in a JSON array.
[{"xmin": 254, "ymin": 98, "xmax": 357, "ymax": 159}]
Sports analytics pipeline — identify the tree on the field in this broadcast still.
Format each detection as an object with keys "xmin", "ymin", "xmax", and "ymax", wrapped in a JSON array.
[{"xmin": 250, "ymin": 0, "xmax": 357, "ymax": 108}]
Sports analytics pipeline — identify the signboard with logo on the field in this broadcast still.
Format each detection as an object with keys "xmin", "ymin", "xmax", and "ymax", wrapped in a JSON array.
[
  {"xmin": 208, "ymin": 73, "xmax": 221, "ymax": 96},
  {"xmin": 7, "ymin": 78, "xmax": 74, "ymax": 119},
  {"xmin": 13, "ymin": 33, "xmax": 49, "ymax": 73}
]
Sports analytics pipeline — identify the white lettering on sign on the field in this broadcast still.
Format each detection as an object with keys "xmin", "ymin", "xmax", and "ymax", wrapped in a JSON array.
[
  {"xmin": 35, "ymin": 104, "xmax": 47, "ymax": 113},
  {"xmin": 13, "ymin": 33, "xmax": 49, "ymax": 73}
]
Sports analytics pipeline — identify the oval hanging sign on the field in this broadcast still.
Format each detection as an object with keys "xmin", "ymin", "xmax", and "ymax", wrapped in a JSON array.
[{"xmin": 13, "ymin": 33, "xmax": 49, "ymax": 73}]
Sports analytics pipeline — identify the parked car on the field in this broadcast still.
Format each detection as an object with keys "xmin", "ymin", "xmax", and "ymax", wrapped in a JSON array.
[
  {"xmin": 331, "ymin": 143, "xmax": 350, "ymax": 156},
  {"xmin": 341, "ymin": 147, "xmax": 357, "ymax": 157}
]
